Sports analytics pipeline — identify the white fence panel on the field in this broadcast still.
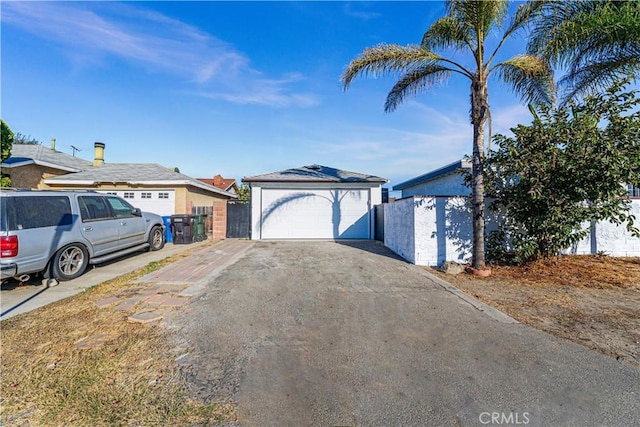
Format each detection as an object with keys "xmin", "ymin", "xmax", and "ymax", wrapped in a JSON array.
[{"xmin": 383, "ymin": 197, "xmax": 640, "ymax": 266}]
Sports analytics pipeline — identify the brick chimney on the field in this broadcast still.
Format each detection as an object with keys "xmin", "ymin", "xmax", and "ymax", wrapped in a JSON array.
[{"xmin": 93, "ymin": 142, "xmax": 105, "ymax": 166}]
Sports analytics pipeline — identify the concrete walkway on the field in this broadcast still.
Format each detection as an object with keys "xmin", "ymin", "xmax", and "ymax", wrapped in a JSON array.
[{"xmin": 0, "ymin": 240, "xmax": 212, "ymax": 320}]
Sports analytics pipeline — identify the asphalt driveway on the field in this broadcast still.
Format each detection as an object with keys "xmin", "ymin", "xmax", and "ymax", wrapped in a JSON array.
[{"xmin": 170, "ymin": 241, "xmax": 639, "ymax": 426}]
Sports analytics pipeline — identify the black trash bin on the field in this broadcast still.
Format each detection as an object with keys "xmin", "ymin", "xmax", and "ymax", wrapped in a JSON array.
[{"xmin": 170, "ymin": 215, "xmax": 194, "ymax": 244}]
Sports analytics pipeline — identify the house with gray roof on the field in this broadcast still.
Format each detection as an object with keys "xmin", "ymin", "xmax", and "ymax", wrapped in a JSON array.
[
  {"xmin": 1, "ymin": 142, "xmax": 236, "ymax": 238},
  {"xmin": 243, "ymin": 165, "xmax": 387, "ymax": 240},
  {"xmin": 393, "ymin": 159, "xmax": 472, "ymax": 198}
]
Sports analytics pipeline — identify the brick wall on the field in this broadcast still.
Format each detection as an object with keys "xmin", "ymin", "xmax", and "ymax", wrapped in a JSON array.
[{"xmin": 212, "ymin": 200, "xmax": 228, "ymax": 239}]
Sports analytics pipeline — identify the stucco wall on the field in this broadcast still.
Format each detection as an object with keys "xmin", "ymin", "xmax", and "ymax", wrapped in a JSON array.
[
  {"xmin": 571, "ymin": 200, "xmax": 640, "ymax": 257},
  {"xmin": 3, "ymin": 164, "xmax": 66, "ymax": 189},
  {"xmin": 384, "ymin": 196, "xmax": 480, "ymax": 266},
  {"xmin": 383, "ymin": 197, "xmax": 416, "ymax": 263},
  {"xmin": 384, "ymin": 196, "xmax": 640, "ymax": 266}
]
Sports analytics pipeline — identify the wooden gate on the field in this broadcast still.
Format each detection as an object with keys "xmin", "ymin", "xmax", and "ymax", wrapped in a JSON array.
[{"xmin": 226, "ymin": 201, "xmax": 251, "ymax": 238}]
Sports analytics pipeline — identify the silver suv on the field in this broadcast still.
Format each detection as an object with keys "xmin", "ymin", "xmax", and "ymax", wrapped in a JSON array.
[{"xmin": 0, "ymin": 190, "xmax": 165, "ymax": 282}]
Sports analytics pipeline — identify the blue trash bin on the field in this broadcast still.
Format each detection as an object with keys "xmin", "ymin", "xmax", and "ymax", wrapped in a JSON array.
[{"xmin": 162, "ymin": 216, "xmax": 173, "ymax": 243}]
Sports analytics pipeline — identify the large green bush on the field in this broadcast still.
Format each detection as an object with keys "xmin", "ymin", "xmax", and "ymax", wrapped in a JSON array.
[{"xmin": 486, "ymin": 80, "xmax": 640, "ymax": 264}]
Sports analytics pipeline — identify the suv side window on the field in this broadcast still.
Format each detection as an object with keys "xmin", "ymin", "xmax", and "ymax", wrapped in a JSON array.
[
  {"xmin": 105, "ymin": 196, "xmax": 137, "ymax": 218},
  {"xmin": 2, "ymin": 196, "xmax": 72, "ymax": 230},
  {"xmin": 79, "ymin": 196, "xmax": 114, "ymax": 222}
]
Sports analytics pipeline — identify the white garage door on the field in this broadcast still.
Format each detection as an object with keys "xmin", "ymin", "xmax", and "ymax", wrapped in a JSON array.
[
  {"xmin": 98, "ymin": 190, "xmax": 175, "ymax": 216},
  {"xmin": 260, "ymin": 188, "xmax": 370, "ymax": 239}
]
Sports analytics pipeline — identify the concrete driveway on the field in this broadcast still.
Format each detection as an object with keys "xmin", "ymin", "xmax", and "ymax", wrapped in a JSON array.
[
  {"xmin": 169, "ymin": 241, "xmax": 639, "ymax": 427},
  {"xmin": 0, "ymin": 241, "xmax": 207, "ymax": 320}
]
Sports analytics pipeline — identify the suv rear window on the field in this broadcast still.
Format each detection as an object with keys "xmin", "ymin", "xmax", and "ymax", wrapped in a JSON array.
[{"xmin": 2, "ymin": 196, "xmax": 73, "ymax": 231}]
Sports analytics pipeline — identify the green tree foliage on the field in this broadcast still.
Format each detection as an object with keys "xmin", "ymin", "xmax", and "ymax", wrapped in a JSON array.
[
  {"xmin": 13, "ymin": 133, "xmax": 42, "ymax": 145},
  {"xmin": 1, "ymin": 120, "xmax": 14, "ymax": 187},
  {"xmin": 236, "ymin": 183, "xmax": 251, "ymax": 204},
  {"xmin": 341, "ymin": 0, "xmax": 555, "ymax": 268},
  {"xmin": 529, "ymin": 0, "xmax": 640, "ymax": 103},
  {"xmin": 1, "ymin": 120, "xmax": 13, "ymax": 161},
  {"xmin": 485, "ymin": 80, "xmax": 640, "ymax": 264}
]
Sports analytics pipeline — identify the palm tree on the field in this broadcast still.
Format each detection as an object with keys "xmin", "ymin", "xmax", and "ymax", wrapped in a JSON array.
[
  {"xmin": 528, "ymin": 0, "xmax": 640, "ymax": 104},
  {"xmin": 341, "ymin": 0, "xmax": 555, "ymax": 269}
]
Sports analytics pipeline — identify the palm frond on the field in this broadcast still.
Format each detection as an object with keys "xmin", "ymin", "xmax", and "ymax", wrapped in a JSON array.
[
  {"xmin": 529, "ymin": 0, "xmax": 640, "ymax": 102},
  {"xmin": 501, "ymin": 0, "xmax": 547, "ymax": 43},
  {"xmin": 340, "ymin": 44, "xmax": 442, "ymax": 90},
  {"xmin": 539, "ymin": 1, "xmax": 640, "ymax": 68},
  {"xmin": 384, "ymin": 65, "xmax": 454, "ymax": 112},
  {"xmin": 447, "ymin": 0, "xmax": 508, "ymax": 40},
  {"xmin": 527, "ymin": 0, "xmax": 583, "ymax": 56},
  {"xmin": 422, "ymin": 16, "xmax": 473, "ymax": 52},
  {"xmin": 486, "ymin": 0, "xmax": 548, "ymax": 70},
  {"xmin": 494, "ymin": 55, "xmax": 556, "ymax": 106},
  {"xmin": 559, "ymin": 57, "xmax": 640, "ymax": 105}
]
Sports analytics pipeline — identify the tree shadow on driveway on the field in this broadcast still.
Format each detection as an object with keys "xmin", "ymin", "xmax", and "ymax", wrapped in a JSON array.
[{"xmin": 335, "ymin": 240, "xmax": 407, "ymax": 262}]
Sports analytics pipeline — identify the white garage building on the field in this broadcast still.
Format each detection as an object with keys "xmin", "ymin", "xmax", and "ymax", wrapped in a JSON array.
[{"xmin": 243, "ymin": 165, "xmax": 387, "ymax": 240}]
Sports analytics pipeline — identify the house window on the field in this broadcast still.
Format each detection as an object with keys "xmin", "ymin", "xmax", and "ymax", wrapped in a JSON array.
[
  {"xmin": 124, "ymin": 192, "xmax": 134, "ymax": 199},
  {"xmin": 628, "ymin": 184, "xmax": 640, "ymax": 198},
  {"xmin": 158, "ymin": 192, "xmax": 169, "ymax": 199},
  {"xmin": 106, "ymin": 192, "xmax": 118, "ymax": 196},
  {"xmin": 141, "ymin": 192, "xmax": 152, "ymax": 199}
]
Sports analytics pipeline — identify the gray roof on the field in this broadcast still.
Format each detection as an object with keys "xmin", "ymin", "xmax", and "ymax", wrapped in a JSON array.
[
  {"xmin": 44, "ymin": 163, "xmax": 236, "ymax": 198},
  {"xmin": 2, "ymin": 144, "xmax": 92, "ymax": 172},
  {"xmin": 243, "ymin": 164, "xmax": 387, "ymax": 183},
  {"xmin": 393, "ymin": 159, "xmax": 471, "ymax": 191}
]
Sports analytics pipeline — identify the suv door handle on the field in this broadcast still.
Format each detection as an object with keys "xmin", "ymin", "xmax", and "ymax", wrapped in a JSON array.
[
  {"xmin": 83, "ymin": 226, "xmax": 93, "ymax": 232},
  {"xmin": 120, "ymin": 221, "xmax": 127, "ymax": 226}
]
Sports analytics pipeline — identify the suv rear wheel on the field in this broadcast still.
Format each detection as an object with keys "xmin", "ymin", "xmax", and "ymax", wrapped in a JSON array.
[{"xmin": 52, "ymin": 244, "xmax": 88, "ymax": 281}]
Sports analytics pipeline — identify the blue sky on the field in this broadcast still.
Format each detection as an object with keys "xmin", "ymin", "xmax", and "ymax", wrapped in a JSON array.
[{"xmin": 2, "ymin": 1, "xmax": 536, "ymax": 191}]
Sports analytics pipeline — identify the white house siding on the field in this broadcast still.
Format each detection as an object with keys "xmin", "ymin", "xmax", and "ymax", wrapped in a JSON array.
[
  {"xmin": 384, "ymin": 197, "xmax": 640, "ymax": 266},
  {"xmin": 399, "ymin": 173, "xmax": 470, "ymax": 198}
]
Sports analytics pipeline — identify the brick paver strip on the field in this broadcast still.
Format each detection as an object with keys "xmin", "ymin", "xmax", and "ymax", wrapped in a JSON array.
[
  {"xmin": 136, "ymin": 240, "xmax": 253, "ymax": 284},
  {"xmin": 161, "ymin": 296, "xmax": 190, "ymax": 307},
  {"xmin": 128, "ymin": 311, "xmax": 163, "ymax": 324},
  {"xmin": 93, "ymin": 296, "xmax": 122, "ymax": 308},
  {"xmin": 153, "ymin": 284, "xmax": 187, "ymax": 294},
  {"xmin": 114, "ymin": 298, "xmax": 140, "ymax": 312},
  {"xmin": 144, "ymin": 294, "xmax": 171, "ymax": 305}
]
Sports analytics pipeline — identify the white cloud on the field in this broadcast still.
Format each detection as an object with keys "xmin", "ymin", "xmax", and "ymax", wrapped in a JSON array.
[
  {"xmin": 2, "ymin": 1, "xmax": 315, "ymax": 108},
  {"xmin": 491, "ymin": 103, "xmax": 534, "ymax": 135},
  {"xmin": 342, "ymin": 3, "xmax": 382, "ymax": 21}
]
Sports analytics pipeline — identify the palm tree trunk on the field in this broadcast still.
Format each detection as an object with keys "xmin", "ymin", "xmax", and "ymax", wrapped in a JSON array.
[{"xmin": 471, "ymin": 78, "xmax": 488, "ymax": 269}]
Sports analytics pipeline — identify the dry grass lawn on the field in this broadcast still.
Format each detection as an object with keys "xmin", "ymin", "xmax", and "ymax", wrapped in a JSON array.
[
  {"xmin": 0, "ymin": 245, "xmax": 236, "ymax": 427},
  {"xmin": 431, "ymin": 255, "xmax": 640, "ymax": 367}
]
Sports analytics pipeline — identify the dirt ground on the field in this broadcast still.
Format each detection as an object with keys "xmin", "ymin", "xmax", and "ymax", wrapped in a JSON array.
[{"xmin": 430, "ymin": 255, "xmax": 640, "ymax": 367}]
